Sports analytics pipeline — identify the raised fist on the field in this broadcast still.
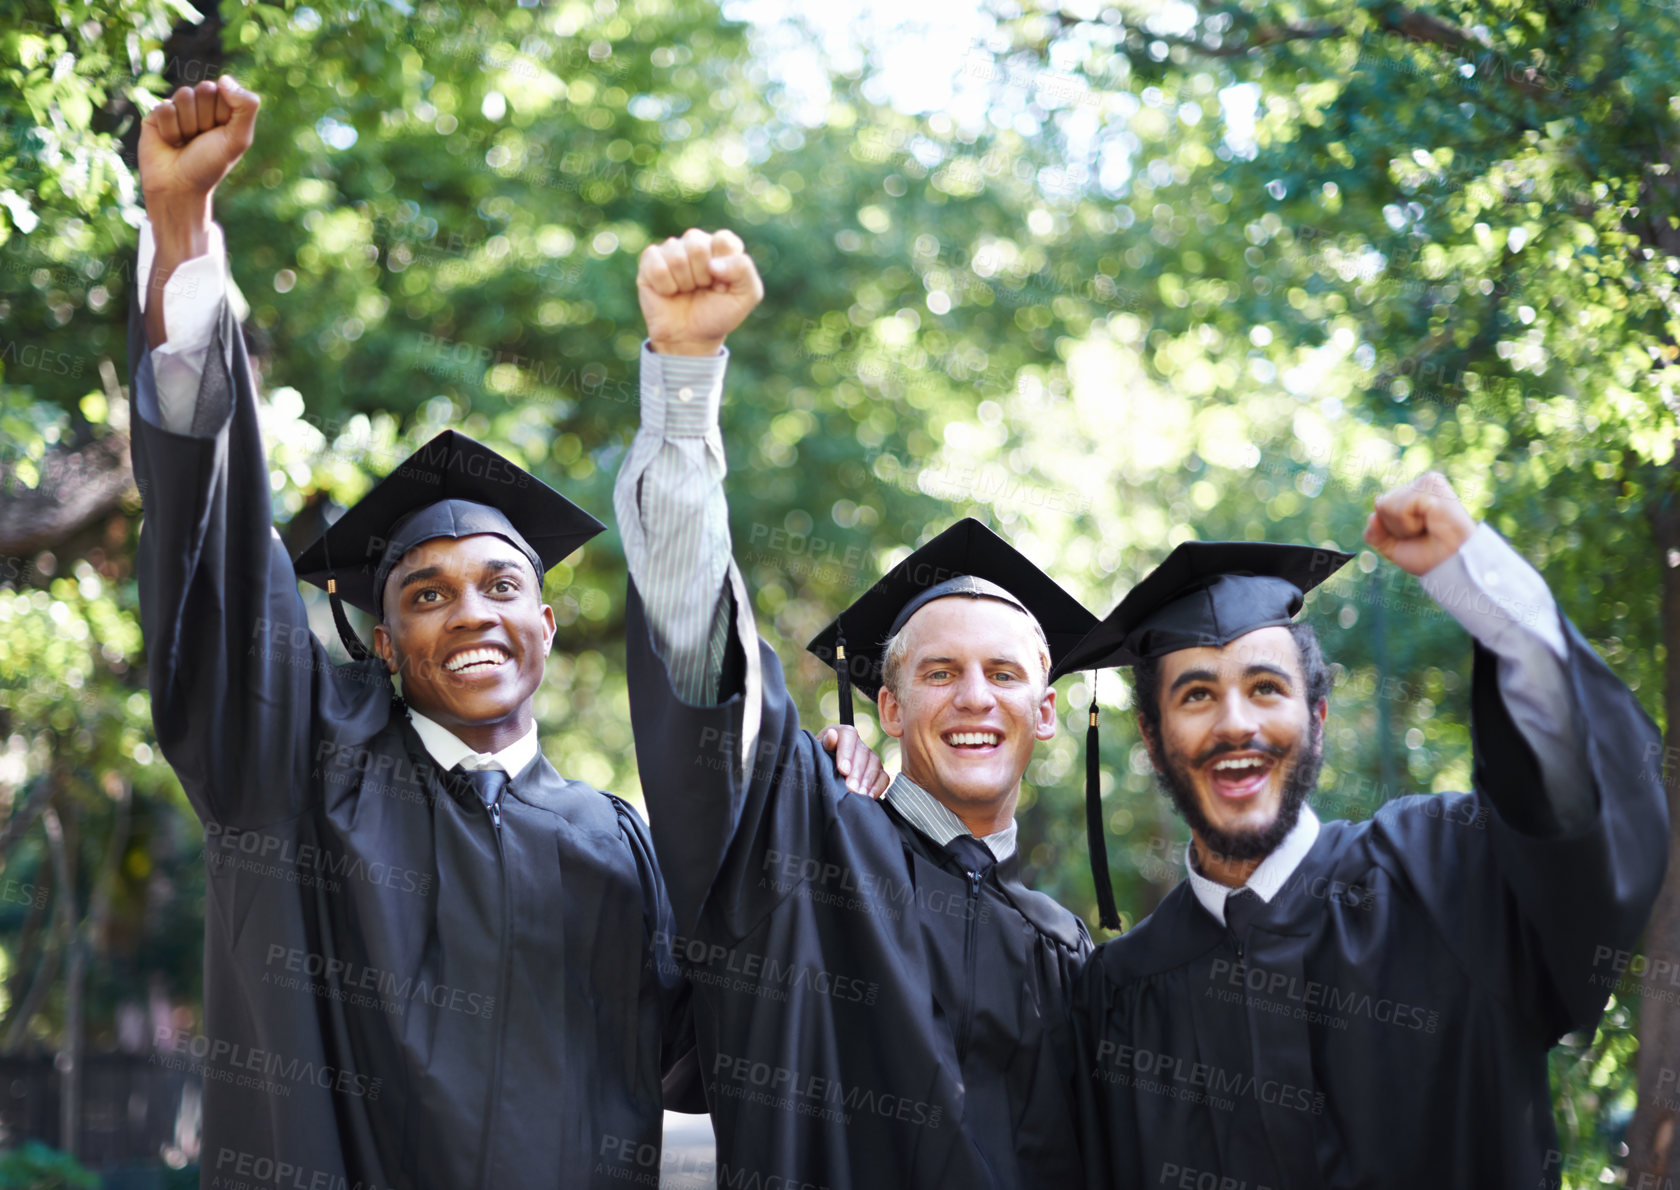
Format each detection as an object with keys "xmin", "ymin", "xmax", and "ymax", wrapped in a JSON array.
[
  {"xmin": 636, "ymin": 228, "xmax": 763, "ymax": 356},
  {"xmin": 139, "ymin": 77, "xmax": 261, "ymax": 213},
  {"xmin": 1364, "ymin": 471, "xmax": 1476, "ymax": 576}
]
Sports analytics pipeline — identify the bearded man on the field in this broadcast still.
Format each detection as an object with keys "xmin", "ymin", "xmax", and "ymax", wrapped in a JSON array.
[{"xmin": 1070, "ymin": 473, "xmax": 1665, "ymax": 1190}]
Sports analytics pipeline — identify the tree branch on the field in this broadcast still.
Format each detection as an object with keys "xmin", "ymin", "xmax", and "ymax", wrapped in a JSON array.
[
  {"xmin": 1374, "ymin": 6, "xmax": 1478, "ymax": 56},
  {"xmin": 1138, "ymin": 2, "xmax": 1555, "ymax": 100},
  {"xmin": 1153, "ymin": 22, "xmax": 1345, "ymax": 59},
  {"xmin": 0, "ymin": 425, "xmax": 133, "ymax": 557}
]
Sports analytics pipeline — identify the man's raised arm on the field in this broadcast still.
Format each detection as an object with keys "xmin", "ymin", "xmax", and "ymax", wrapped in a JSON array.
[
  {"xmin": 612, "ymin": 229, "xmax": 882, "ymax": 792},
  {"xmin": 613, "ymin": 229, "xmax": 756, "ymax": 709},
  {"xmin": 1364, "ymin": 471, "xmax": 1666, "ymax": 1031},
  {"xmin": 138, "ymin": 78, "xmax": 255, "ymax": 432},
  {"xmin": 1365, "ymin": 472, "xmax": 1591, "ymax": 829},
  {"xmin": 132, "ymin": 79, "xmax": 333, "ymax": 831}
]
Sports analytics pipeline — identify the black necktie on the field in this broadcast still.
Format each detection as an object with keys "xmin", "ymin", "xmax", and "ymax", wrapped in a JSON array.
[
  {"xmin": 1225, "ymin": 887, "xmax": 1263, "ymax": 951},
  {"xmin": 945, "ymin": 834, "xmax": 997, "ymax": 879},
  {"xmin": 457, "ymin": 767, "xmax": 508, "ymax": 809}
]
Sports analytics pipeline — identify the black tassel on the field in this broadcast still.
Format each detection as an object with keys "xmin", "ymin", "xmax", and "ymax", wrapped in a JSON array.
[
  {"xmin": 1086, "ymin": 679, "xmax": 1120, "ymax": 931},
  {"xmin": 320, "ymin": 529, "xmax": 373, "ymax": 662},
  {"xmin": 328, "ymin": 578, "xmax": 375, "ymax": 662},
  {"xmin": 833, "ymin": 624, "xmax": 854, "ymax": 727}
]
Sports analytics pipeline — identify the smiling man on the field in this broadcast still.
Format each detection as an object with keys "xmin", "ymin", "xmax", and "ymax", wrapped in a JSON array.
[
  {"xmin": 1068, "ymin": 474, "xmax": 1667, "ymax": 1190},
  {"xmin": 369, "ymin": 526, "xmax": 557, "ymax": 758},
  {"xmin": 130, "ymin": 77, "xmax": 719, "ymax": 1190},
  {"xmin": 876, "ymin": 595, "xmax": 1057, "ymax": 831},
  {"xmin": 614, "ymin": 229, "xmax": 1100, "ymax": 1187}
]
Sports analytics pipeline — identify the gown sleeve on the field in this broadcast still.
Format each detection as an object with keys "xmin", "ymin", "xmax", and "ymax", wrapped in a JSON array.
[
  {"xmin": 625, "ymin": 578, "xmax": 835, "ymax": 944},
  {"xmin": 606, "ymin": 793, "xmax": 706, "ymax": 1110},
  {"xmin": 129, "ymin": 271, "xmax": 351, "ymax": 831},
  {"xmin": 1070, "ymin": 958, "xmax": 1144, "ymax": 1190},
  {"xmin": 1372, "ymin": 613, "xmax": 1668, "ymax": 1038},
  {"xmin": 1418, "ymin": 524, "xmax": 1590, "ymax": 827},
  {"xmin": 616, "ymin": 340, "xmax": 836, "ymax": 942}
]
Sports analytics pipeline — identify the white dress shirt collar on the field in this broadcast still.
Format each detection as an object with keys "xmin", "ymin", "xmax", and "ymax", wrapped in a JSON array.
[
  {"xmin": 1186, "ymin": 804, "xmax": 1321, "ymax": 926},
  {"xmin": 407, "ymin": 710, "xmax": 539, "ymax": 778}
]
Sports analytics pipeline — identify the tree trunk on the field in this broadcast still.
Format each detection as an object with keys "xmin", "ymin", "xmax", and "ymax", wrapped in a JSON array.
[
  {"xmin": 2, "ymin": 804, "xmax": 73, "ymax": 1054},
  {"xmin": 4, "ymin": 859, "xmax": 50, "ymax": 1012},
  {"xmin": 1370, "ymin": 571, "xmax": 1396, "ymax": 798},
  {"xmin": 0, "ymin": 774, "xmax": 53, "ymax": 869},
  {"xmin": 56, "ymin": 782, "xmax": 130, "ymax": 1161},
  {"xmin": 60, "ymin": 917, "xmax": 83, "ymax": 1159},
  {"xmin": 1627, "ymin": 466, "xmax": 1680, "ymax": 1180}
]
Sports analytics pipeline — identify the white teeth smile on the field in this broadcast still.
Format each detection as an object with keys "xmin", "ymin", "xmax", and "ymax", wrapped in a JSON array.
[
  {"xmin": 444, "ymin": 647, "xmax": 509, "ymax": 673},
  {"xmin": 946, "ymin": 732, "xmax": 1000, "ymax": 747},
  {"xmin": 1213, "ymin": 757, "xmax": 1267, "ymax": 774}
]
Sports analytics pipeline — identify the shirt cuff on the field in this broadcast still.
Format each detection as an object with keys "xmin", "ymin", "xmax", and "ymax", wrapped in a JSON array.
[
  {"xmin": 638, "ymin": 340, "xmax": 727, "ymax": 437},
  {"xmin": 1417, "ymin": 524, "xmax": 1568, "ymax": 661},
  {"xmin": 138, "ymin": 216, "xmax": 227, "ymax": 342}
]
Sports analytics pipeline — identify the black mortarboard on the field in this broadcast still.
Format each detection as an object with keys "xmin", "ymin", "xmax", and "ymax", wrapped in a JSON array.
[
  {"xmin": 1059, "ymin": 541, "xmax": 1354, "ymax": 672},
  {"xmin": 805, "ymin": 518, "xmax": 1097, "ymax": 721},
  {"xmin": 1065, "ymin": 540, "xmax": 1353, "ymax": 932},
  {"xmin": 292, "ymin": 430, "xmax": 605, "ymax": 658}
]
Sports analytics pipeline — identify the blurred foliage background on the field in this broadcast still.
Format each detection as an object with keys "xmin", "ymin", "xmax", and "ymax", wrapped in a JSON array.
[{"xmin": 1, "ymin": 0, "xmax": 1676, "ymax": 1182}]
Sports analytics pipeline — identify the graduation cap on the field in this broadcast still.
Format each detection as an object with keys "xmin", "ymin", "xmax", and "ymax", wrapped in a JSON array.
[
  {"xmin": 805, "ymin": 518, "xmax": 1097, "ymax": 723},
  {"xmin": 1063, "ymin": 541, "xmax": 1353, "ymax": 930},
  {"xmin": 292, "ymin": 430, "xmax": 605, "ymax": 659}
]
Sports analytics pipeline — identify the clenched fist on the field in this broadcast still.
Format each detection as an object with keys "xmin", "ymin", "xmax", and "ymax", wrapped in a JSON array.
[
  {"xmin": 637, "ymin": 229, "xmax": 763, "ymax": 356},
  {"xmin": 139, "ymin": 77, "xmax": 261, "ymax": 215},
  {"xmin": 1364, "ymin": 471, "xmax": 1476, "ymax": 576},
  {"xmin": 138, "ymin": 77, "xmax": 259, "ymax": 347}
]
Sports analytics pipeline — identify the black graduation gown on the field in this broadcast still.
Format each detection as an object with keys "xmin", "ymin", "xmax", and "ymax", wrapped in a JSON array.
[
  {"xmin": 129, "ymin": 297, "xmax": 692, "ymax": 1190},
  {"xmin": 1072, "ymin": 625, "xmax": 1667, "ymax": 1190},
  {"xmin": 624, "ymin": 584, "xmax": 1092, "ymax": 1189}
]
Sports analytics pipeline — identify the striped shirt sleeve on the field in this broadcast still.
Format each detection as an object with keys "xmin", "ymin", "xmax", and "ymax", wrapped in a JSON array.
[
  {"xmin": 613, "ymin": 341, "xmax": 737, "ymax": 705},
  {"xmin": 1417, "ymin": 523, "xmax": 1590, "ymax": 829}
]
